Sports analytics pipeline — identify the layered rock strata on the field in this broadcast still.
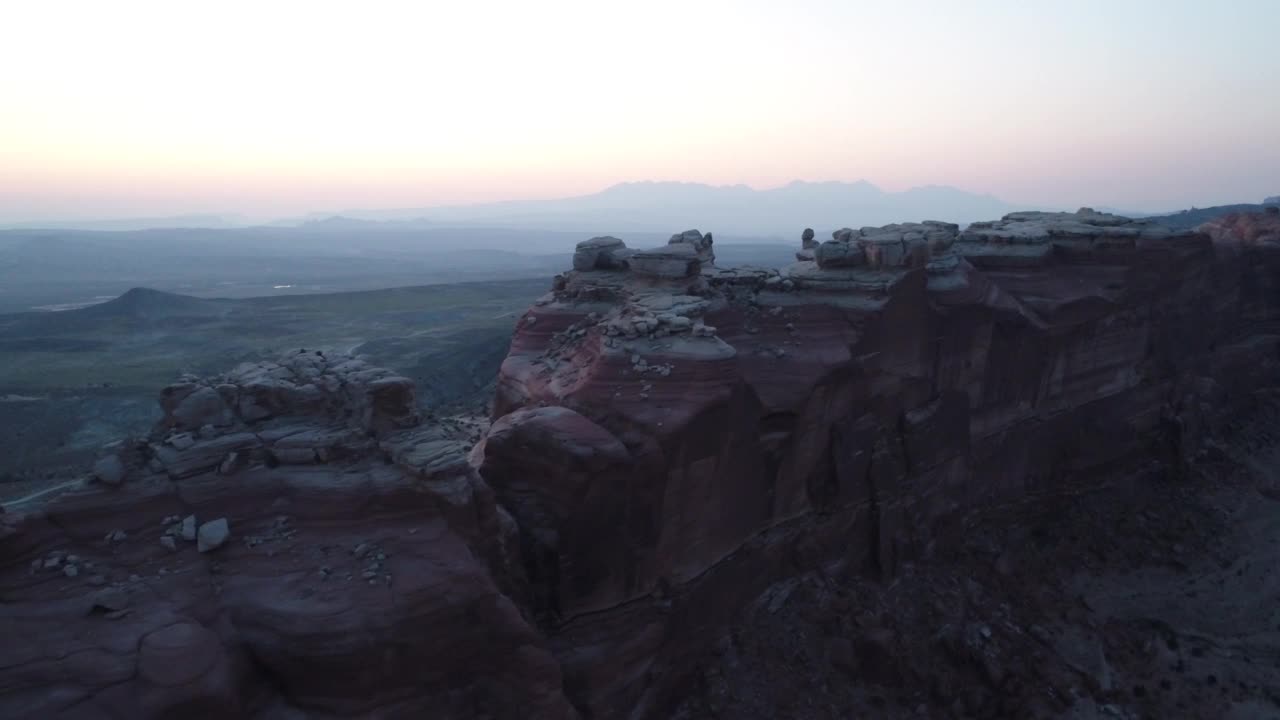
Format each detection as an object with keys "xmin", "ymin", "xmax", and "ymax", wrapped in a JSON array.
[
  {"xmin": 570, "ymin": 229, "xmax": 714, "ymax": 279},
  {"xmin": 4, "ymin": 209, "xmax": 1280, "ymax": 718},
  {"xmin": 0, "ymin": 353, "xmax": 573, "ymax": 719},
  {"xmin": 482, "ymin": 209, "xmax": 1280, "ymax": 715}
]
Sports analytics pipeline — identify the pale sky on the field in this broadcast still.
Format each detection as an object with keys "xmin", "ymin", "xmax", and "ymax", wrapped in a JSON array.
[{"xmin": 2, "ymin": 0, "xmax": 1278, "ymax": 221}]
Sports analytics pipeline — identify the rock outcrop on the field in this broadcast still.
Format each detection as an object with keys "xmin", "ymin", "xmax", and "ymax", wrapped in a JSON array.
[
  {"xmin": 485, "ymin": 212, "xmax": 1280, "ymax": 716},
  {"xmin": 573, "ymin": 236, "xmax": 630, "ymax": 272},
  {"xmin": 813, "ymin": 221, "xmax": 956, "ymax": 269},
  {"xmin": 5, "ymin": 210, "xmax": 1280, "ymax": 719},
  {"xmin": 1199, "ymin": 207, "xmax": 1280, "ymax": 246},
  {"xmin": 158, "ymin": 350, "xmax": 419, "ymax": 435},
  {"xmin": 0, "ymin": 353, "xmax": 574, "ymax": 719},
  {"xmin": 566, "ymin": 229, "xmax": 713, "ymax": 280}
]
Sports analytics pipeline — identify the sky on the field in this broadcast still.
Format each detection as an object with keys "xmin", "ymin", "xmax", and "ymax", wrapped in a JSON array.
[{"xmin": 2, "ymin": 0, "xmax": 1278, "ymax": 222}]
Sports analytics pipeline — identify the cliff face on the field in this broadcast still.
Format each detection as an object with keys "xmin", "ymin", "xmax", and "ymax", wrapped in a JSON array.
[
  {"xmin": 480, "ymin": 210, "xmax": 1280, "ymax": 715},
  {"xmin": 2, "ymin": 210, "xmax": 1279, "ymax": 719}
]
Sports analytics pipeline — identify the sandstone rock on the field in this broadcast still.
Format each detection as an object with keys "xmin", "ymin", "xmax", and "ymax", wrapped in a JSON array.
[
  {"xmin": 153, "ymin": 433, "xmax": 260, "ymax": 479},
  {"xmin": 815, "ymin": 239, "xmax": 866, "ymax": 268},
  {"xmin": 862, "ymin": 236, "xmax": 907, "ymax": 267},
  {"xmin": 167, "ymin": 433, "xmax": 195, "ymax": 450},
  {"xmin": 573, "ymin": 236, "xmax": 630, "ymax": 271},
  {"xmin": 668, "ymin": 228, "xmax": 715, "ymax": 264},
  {"xmin": 630, "ymin": 244, "xmax": 702, "ymax": 278},
  {"xmin": 136, "ymin": 622, "xmax": 238, "ymax": 716},
  {"xmin": 238, "ymin": 395, "xmax": 272, "ymax": 421},
  {"xmin": 958, "ymin": 208, "xmax": 1178, "ymax": 252},
  {"xmin": 814, "ymin": 222, "xmax": 962, "ymax": 270},
  {"xmin": 802, "ymin": 227, "xmax": 817, "ymax": 248},
  {"xmin": 196, "ymin": 518, "xmax": 230, "ymax": 553},
  {"xmin": 363, "ymin": 375, "xmax": 419, "ymax": 431},
  {"xmin": 479, "ymin": 206, "xmax": 1280, "ymax": 717},
  {"xmin": 180, "ymin": 515, "xmax": 197, "ymax": 542},
  {"xmin": 169, "ymin": 386, "xmax": 233, "ymax": 430},
  {"xmin": 1199, "ymin": 209, "xmax": 1280, "ymax": 247},
  {"xmin": 479, "ymin": 406, "xmax": 635, "ymax": 615},
  {"xmin": 92, "ymin": 454, "xmax": 127, "ymax": 486},
  {"xmin": 666, "ymin": 315, "xmax": 693, "ymax": 331},
  {"xmin": 8, "ymin": 210, "xmax": 1280, "ymax": 720},
  {"xmin": 217, "ymin": 451, "xmax": 240, "ymax": 475},
  {"xmin": 88, "ymin": 587, "xmax": 130, "ymax": 613}
]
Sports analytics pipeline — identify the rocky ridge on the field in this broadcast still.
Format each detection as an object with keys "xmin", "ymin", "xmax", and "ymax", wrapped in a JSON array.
[
  {"xmin": 483, "ymin": 208, "xmax": 1280, "ymax": 717},
  {"xmin": 3, "ymin": 209, "xmax": 1280, "ymax": 718},
  {"xmin": 1, "ymin": 352, "xmax": 572, "ymax": 718}
]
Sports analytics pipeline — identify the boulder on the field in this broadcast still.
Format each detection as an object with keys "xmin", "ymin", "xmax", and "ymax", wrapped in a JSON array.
[
  {"xmin": 91, "ymin": 455, "xmax": 127, "ymax": 486},
  {"xmin": 802, "ymin": 227, "xmax": 817, "ymax": 249},
  {"xmin": 573, "ymin": 236, "xmax": 630, "ymax": 271},
  {"xmin": 168, "ymin": 386, "xmax": 233, "ymax": 430},
  {"xmin": 363, "ymin": 375, "xmax": 419, "ymax": 431},
  {"xmin": 180, "ymin": 515, "xmax": 197, "ymax": 542},
  {"xmin": 630, "ymin": 244, "xmax": 702, "ymax": 278},
  {"xmin": 667, "ymin": 228, "xmax": 715, "ymax": 264},
  {"xmin": 815, "ymin": 239, "xmax": 866, "ymax": 268},
  {"xmin": 196, "ymin": 518, "xmax": 230, "ymax": 553}
]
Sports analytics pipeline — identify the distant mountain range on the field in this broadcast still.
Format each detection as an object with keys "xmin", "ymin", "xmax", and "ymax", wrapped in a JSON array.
[
  {"xmin": 1, "ymin": 181, "xmax": 1026, "ymax": 235},
  {"xmin": 4, "ymin": 183, "xmax": 1276, "ymax": 236},
  {"xmin": 311, "ymin": 181, "xmax": 1025, "ymax": 236}
]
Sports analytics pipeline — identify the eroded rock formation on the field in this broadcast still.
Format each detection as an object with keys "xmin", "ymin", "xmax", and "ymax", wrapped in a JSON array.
[
  {"xmin": 0, "ymin": 353, "xmax": 573, "ymax": 719},
  {"xmin": 4, "ymin": 209, "xmax": 1280, "ymax": 718},
  {"xmin": 482, "ymin": 208, "xmax": 1280, "ymax": 716}
]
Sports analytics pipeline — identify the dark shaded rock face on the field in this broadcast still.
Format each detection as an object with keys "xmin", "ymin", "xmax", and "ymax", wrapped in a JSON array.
[
  {"xmin": 4, "ymin": 211, "xmax": 1280, "ymax": 719},
  {"xmin": 485, "ymin": 211, "xmax": 1280, "ymax": 716}
]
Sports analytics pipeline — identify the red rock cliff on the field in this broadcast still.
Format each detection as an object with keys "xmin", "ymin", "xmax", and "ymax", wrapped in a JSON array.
[
  {"xmin": 478, "ymin": 211, "xmax": 1280, "ymax": 715},
  {"xmin": 3, "ymin": 211, "xmax": 1280, "ymax": 718}
]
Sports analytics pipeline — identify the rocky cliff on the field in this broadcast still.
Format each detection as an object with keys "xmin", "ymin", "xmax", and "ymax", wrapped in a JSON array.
[{"xmin": 3, "ymin": 210, "xmax": 1280, "ymax": 719}]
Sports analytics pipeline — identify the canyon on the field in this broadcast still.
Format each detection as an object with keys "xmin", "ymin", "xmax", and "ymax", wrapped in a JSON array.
[{"xmin": 3, "ymin": 207, "xmax": 1280, "ymax": 719}]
